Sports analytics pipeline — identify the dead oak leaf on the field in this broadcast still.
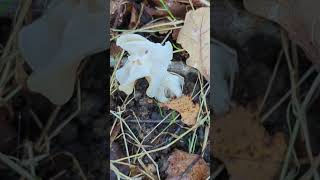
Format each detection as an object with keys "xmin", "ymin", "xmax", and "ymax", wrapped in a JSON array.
[
  {"xmin": 166, "ymin": 149, "xmax": 209, "ymax": 180},
  {"xmin": 177, "ymin": 7, "xmax": 210, "ymax": 81},
  {"xmin": 244, "ymin": 0, "xmax": 320, "ymax": 64},
  {"xmin": 213, "ymin": 106, "xmax": 287, "ymax": 180},
  {"xmin": 161, "ymin": 96, "xmax": 199, "ymax": 126}
]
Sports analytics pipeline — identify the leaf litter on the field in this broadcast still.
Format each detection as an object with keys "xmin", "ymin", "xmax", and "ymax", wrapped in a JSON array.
[
  {"xmin": 110, "ymin": 0, "xmax": 210, "ymax": 179},
  {"xmin": 213, "ymin": 105, "xmax": 287, "ymax": 180}
]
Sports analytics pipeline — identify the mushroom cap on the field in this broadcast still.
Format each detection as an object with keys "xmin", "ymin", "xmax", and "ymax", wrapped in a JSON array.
[{"xmin": 115, "ymin": 34, "xmax": 184, "ymax": 102}]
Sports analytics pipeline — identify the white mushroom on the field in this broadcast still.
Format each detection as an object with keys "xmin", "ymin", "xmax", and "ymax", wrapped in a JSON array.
[
  {"xmin": 18, "ymin": 0, "xmax": 107, "ymax": 105},
  {"xmin": 115, "ymin": 34, "xmax": 184, "ymax": 102}
]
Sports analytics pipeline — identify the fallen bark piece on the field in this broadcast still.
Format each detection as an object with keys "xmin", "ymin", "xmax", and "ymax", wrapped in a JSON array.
[{"xmin": 166, "ymin": 149, "xmax": 209, "ymax": 180}]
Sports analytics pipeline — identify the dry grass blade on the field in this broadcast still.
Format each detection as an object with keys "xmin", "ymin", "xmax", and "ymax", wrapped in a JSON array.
[
  {"xmin": 279, "ymin": 30, "xmax": 320, "ymax": 180},
  {"xmin": 0, "ymin": 152, "xmax": 35, "ymax": 180},
  {"xmin": 0, "ymin": 0, "xmax": 31, "ymax": 62},
  {"xmin": 280, "ymin": 72, "xmax": 320, "ymax": 180}
]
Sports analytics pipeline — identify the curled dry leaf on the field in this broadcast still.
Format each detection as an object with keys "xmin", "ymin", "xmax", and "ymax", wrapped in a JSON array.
[
  {"xmin": 177, "ymin": 7, "xmax": 210, "ymax": 81},
  {"xmin": 161, "ymin": 96, "xmax": 199, "ymax": 126},
  {"xmin": 213, "ymin": 106, "xmax": 287, "ymax": 180},
  {"xmin": 166, "ymin": 149, "xmax": 209, "ymax": 180}
]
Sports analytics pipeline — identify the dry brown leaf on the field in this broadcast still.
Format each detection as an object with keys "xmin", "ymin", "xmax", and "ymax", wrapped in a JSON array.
[
  {"xmin": 213, "ymin": 106, "xmax": 287, "ymax": 180},
  {"xmin": 166, "ymin": 149, "xmax": 209, "ymax": 180},
  {"xmin": 129, "ymin": 6, "xmax": 138, "ymax": 29},
  {"xmin": 161, "ymin": 96, "xmax": 199, "ymax": 126},
  {"xmin": 149, "ymin": 0, "xmax": 188, "ymax": 18},
  {"xmin": 244, "ymin": 0, "xmax": 320, "ymax": 64},
  {"xmin": 177, "ymin": 7, "xmax": 210, "ymax": 80}
]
